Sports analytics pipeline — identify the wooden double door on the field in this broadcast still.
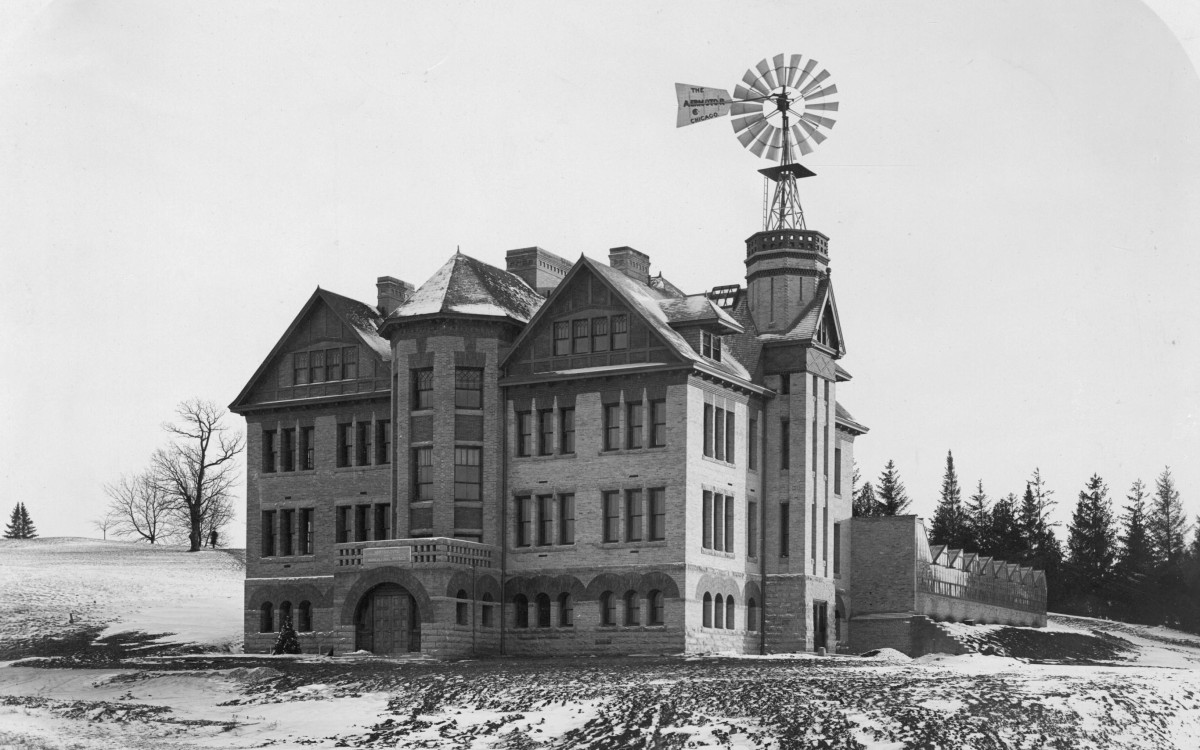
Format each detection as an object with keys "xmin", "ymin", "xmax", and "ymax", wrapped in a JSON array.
[{"xmin": 355, "ymin": 583, "xmax": 420, "ymax": 654}]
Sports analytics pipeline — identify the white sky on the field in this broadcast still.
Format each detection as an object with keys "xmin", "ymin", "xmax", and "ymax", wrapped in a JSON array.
[{"xmin": 1, "ymin": 1, "xmax": 1198, "ymax": 542}]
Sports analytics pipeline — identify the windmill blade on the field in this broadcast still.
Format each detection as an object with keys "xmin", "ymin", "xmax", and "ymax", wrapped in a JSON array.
[
  {"xmin": 748, "ymin": 130, "xmax": 772, "ymax": 158},
  {"xmin": 731, "ymin": 101, "xmax": 764, "ymax": 116},
  {"xmin": 795, "ymin": 118, "xmax": 827, "ymax": 145},
  {"xmin": 785, "ymin": 54, "xmax": 803, "ymax": 88},
  {"xmin": 674, "ymin": 83, "xmax": 733, "ymax": 127},
  {"xmin": 794, "ymin": 59, "xmax": 818, "ymax": 91},
  {"xmin": 800, "ymin": 112, "xmax": 837, "ymax": 130},
  {"xmin": 805, "ymin": 100, "xmax": 839, "ymax": 112},
  {"xmin": 799, "ymin": 69, "xmax": 831, "ymax": 97},
  {"xmin": 803, "ymin": 83, "xmax": 838, "ymax": 101},
  {"xmin": 735, "ymin": 118, "xmax": 770, "ymax": 148},
  {"xmin": 772, "ymin": 54, "xmax": 787, "ymax": 90},
  {"xmin": 763, "ymin": 127, "xmax": 786, "ymax": 161},
  {"xmin": 731, "ymin": 112, "xmax": 766, "ymax": 134},
  {"xmin": 755, "ymin": 58, "xmax": 777, "ymax": 90},
  {"xmin": 741, "ymin": 69, "xmax": 771, "ymax": 97},
  {"xmin": 789, "ymin": 125, "xmax": 816, "ymax": 155}
]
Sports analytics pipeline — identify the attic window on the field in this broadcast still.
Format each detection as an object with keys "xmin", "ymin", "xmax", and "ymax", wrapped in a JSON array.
[
  {"xmin": 701, "ymin": 331, "xmax": 722, "ymax": 362},
  {"xmin": 708, "ymin": 285, "xmax": 739, "ymax": 309},
  {"xmin": 817, "ymin": 315, "xmax": 833, "ymax": 347},
  {"xmin": 294, "ymin": 346, "xmax": 358, "ymax": 385}
]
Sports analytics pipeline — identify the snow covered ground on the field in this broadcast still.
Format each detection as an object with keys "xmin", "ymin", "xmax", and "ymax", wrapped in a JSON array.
[{"xmin": 3, "ymin": 538, "xmax": 1200, "ymax": 748}]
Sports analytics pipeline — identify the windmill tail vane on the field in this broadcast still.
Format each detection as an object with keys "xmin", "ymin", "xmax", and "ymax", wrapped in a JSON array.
[{"xmin": 675, "ymin": 54, "xmax": 840, "ymax": 231}]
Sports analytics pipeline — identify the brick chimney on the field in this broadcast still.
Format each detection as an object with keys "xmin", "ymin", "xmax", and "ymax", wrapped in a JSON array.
[
  {"xmin": 608, "ymin": 246, "xmax": 650, "ymax": 285},
  {"xmin": 504, "ymin": 246, "xmax": 572, "ymax": 296},
  {"xmin": 376, "ymin": 276, "xmax": 414, "ymax": 315}
]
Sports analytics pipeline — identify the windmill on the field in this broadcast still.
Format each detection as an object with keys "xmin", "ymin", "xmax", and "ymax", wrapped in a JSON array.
[{"xmin": 675, "ymin": 54, "xmax": 839, "ymax": 231}]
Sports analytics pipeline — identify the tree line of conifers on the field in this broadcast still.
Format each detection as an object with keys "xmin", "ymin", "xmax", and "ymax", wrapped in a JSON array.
[{"xmin": 855, "ymin": 451, "xmax": 1200, "ymax": 631}]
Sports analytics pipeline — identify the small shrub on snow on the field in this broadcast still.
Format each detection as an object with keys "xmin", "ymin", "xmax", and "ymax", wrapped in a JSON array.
[{"xmin": 272, "ymin": 618, "xmax": 302, "ymax": 655}]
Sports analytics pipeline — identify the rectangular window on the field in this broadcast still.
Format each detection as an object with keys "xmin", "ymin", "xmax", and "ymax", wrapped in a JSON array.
[
  {"xmin": 779, "ymin": 373, "xmax": 790, "ymax": 395},
  {"xmin": 626, "ymin": 401, "xmax": 643, "ymax": 449},
  {"xmin": 748, "ymin": 500, "xmax": 758, "ymax": 557},
  {"xmin": 591, "ymin": 316, "xmax": 609, "ymax": 352},
  {"xmin": 374, "ymin": 504, "xmax": 390, "ymax": 541},
  {"xmin": 413, "ymin": 369, "xmax": 433, "ymax": 410},
  {"xmin": 335, "ymin": 506, "xmax": 350, "ymax": 544},
  {"xmin": 262, "ymin": 429, "xmax": 277, "ymax": 473},
  {"xmin": 559, "ymin": 407, "xmax": 575, "ymax": 454},
  {"xmin": 376, "ymin": 420, "xmax": 391, "ymax": 465},
  {"xmin": 812, "ymin": 503, "xmax": 819, "ymax": 560},
  {"xmin": 516, "ymin": 496, "xmax": 532, "ymax": 547},
  {"xmin": 309, "ymin": 349, "xmax": 325, "ymax": 383},
  {"xmin": 779, "ymin": 502, "xmax": 790, "ymax": 556},
  {"xmin": 326, "ymin": 347, "xmax": 341, "ymax": 381},
  {"xmin": 281, "ymin": 428, "xmax": 296, "ymax": 472},
  {"xmin": 714, "ymin": 406, "xmax": 725, "ymax": 461},
  {"xmin": 703, "ymin": 404, "xmax": 714, "ymax": 457},
  {"xmin": 299, "ymin": 508, "xmax": 313, "ymax": 555},
  {"xmin": 780, "ymin": 420, "xmax": 790, "ymax": 470},
  {"xmin": 261, "ymin": 510, "xmax": 276, "ymax": 557},
  {"xmin": 280, "ymin": 508, "xmax": 294, "ymax": 556},
  {"xmin": 823, "ymin": 506, "xmax": 830, "ymax": 563},
  {"xmin": 572, "ymin": 319, "xmax": 589, "ymax": 354},
  {"xmin": 516, "ymin": 411, "xmax": 532, "ymax": 457},
  {"xmin": 538, "ymin": 495, "xmax": 554, "ymax": 546},
  {"xmin": 355, "ymin": 504, "xmax": 369, "ymax": 543},
  {"xmin": 602, "ymin": 490, "xmax": 620, "ymax": 543},
  {"xmin": 342, "ymin": 347, "xmax": 358, "ymax": 380},
  {"xmin": 833, "ymin": 522, "xmax": 842, "ymax": 574},
  {"xmin": 726, "ymin": 410, "xmax": 735, "ymax": 465},
  {"xmin": 538, "ymin": 409, "xmax": 554, "ymax": 455},
  {"xmin": 649, "ymin": 488, "xmax": 666, "ymax": 541},
  {"xmin": 553, "ymin": 321, "xmax": 570, "ymax": 356},
  {"xmin": 701, "ymin": 331, "xmax": 722, "ymax": 361},
  {"xmin": 603, "ymin": 404, "xmax": 620, "ymax": 451},
  {"xmin": 650, "ymin": 400, "xmax": 666, "ymax": 447},
  {"xmin": 356, "ymin": 422, "xmax": 372, "ymax": 466},
  {"xmin": 724, "ymin": 495, "xmax": 735, "ymax": 554},
  {"xmin": 626, "ymin": 489, "xmax": 643, "ymax": 542},
  {"xmin": 834, "ymin": 447, "xmax": 842, "ymax": 495},
  {"xmin": 300, "ymin": 426, "xmax": 315, "ymax": 471},
  {"xmin": 414, "ymin": 447, "xmax": 434, "ymax": 500},
  {"xmin": 713, "ymin": 493, "xmax": 725, "ymax": 551},
  {"xmin": 454, "ymin": 446, "xmax": 482, "ymax": 501},
  {"xmin": 454, "ymin": 368, "xmax": 483, "ymax": 409},
  {"xmin": 748, "ymin": 416, "xmax": 758, "ymax": 470},
  {"xmin": 558, "ymin": 493, "xmax": 575, "ymax": 545},
  {"xmin": 293, "ymin": 352, "xmax": 309, "ymax": 385},
  {"xmin": 335, "ymin": 424, "xmax": 353, "ymax": 468},
  {"xmin": 611, "ymin": 314, "xmax": 628, "ymax": 349},
  {"xmin": 703, "ymin": 490, "xmax": 713, "ymax": 550},
  {"xmin": 813, "ymin": 418, "xmax": 819, "ymax": 468}
]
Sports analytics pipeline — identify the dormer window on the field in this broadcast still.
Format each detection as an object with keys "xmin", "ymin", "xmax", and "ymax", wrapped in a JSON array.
[{"xmin": 701, "ymin": 331, "xmax": 722, "ymax": 362}]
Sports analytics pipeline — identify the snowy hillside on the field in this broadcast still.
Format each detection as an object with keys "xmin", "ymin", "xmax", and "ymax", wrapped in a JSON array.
[{"xmin": 0, "ymin": 537, "xmax": 244, "ymax": 658}]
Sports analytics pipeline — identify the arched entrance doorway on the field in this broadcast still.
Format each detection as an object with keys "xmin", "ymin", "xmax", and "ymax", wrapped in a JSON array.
[{"xmin": 354, "ymin": 583, "xmax": 421, "ymax": 654}]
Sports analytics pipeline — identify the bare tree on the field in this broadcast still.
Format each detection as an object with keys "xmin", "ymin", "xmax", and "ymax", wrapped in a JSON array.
[
  {"xmin": 150, "ymin": 399, "xmax": 243, "ymax": 552},
  {"xmin": 92, "ymin": 511, "xmax": 117, "ymax": 541},
  {"xmin": 103, "ymin": 472, "xmax": 174, "ymax": 544}
]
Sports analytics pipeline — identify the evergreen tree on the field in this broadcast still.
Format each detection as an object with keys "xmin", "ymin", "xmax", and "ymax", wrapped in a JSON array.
[
  {"xmin": 964, "ymin": 479, "xmax": 991, "ymax": 551},
  {"xmin": 1149, "ymin": 466, "xmax": 1187, "ymax": 569},
  {"xmin": 876, "ymin": 460, "xmax": 911, "ymax": 516},
  {"xmin": 985, "ymin": 493, "xmax": 1024, "ymax": 562},
  {"xmin": 1114, "ymin": 479, "xmax": 1156, "ymax": 622},
  {"xmin": 930, "ymin": 451, "xmax": 970, "ymax": 549},
  {"xmin": 1065, "ymin": 474, "xmax": 1117, "ymax": 616},
  {"xmin": 1019, "ymin": 470, "xmax": 1065, "ymax": 609},
  {"xmin": 3, "ymin": 503, "xmax": 37, "ymax": 539},
  {"xmin": 272, "ymin": 617, "xmax": 302, "ymax": 655},
  {"xmin": 19, "ymin": 504, "xmax": 36, "ymax": 538}
]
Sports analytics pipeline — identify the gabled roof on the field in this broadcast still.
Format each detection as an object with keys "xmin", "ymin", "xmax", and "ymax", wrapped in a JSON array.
[
  {"xmin": 384, "ymin": 252, "xmax": 543, "ymax": 326},
  {"xmin": 835, "ymin": 402, "xmax": 869, "ymax": 435},
  {"xmin": 229, "ymin": 287, "xmax": 390, "ymax": 411},
  {"xmin": 754, "ymin": 275, "xmax": 847, "ymax": 356}
]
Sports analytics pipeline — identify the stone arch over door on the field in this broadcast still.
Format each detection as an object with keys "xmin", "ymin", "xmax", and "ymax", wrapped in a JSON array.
[
  {"xmin": 339, "ymin": 566, "xmax": 434, "ymax": 625},
  {"xmin": 352, "ymin": 582, "xmax": 421, "ymax": 655}
]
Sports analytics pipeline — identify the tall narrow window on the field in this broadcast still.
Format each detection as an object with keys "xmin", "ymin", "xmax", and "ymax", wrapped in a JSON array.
[
  {"xmin": 374, "ymin": 504, "xmax": 390, "ymax": 541},
  {"xmin": 725, "ymin": 410, "xmax": 735, "ymax": 465},
  {"xmin": 553, "ymin": 321, "xmax": 570, "ymax": 356},
  {"xmin": 454, "ymin": 447, "xmax": 481, "ymax": 501},
  {"xmin": 281, "ymin": 428, "xmax": 296, "ymax": 472},
  {"xmin": 703, "ymin": 404, "xmax": 714, "ymax": 457},
  {"xmin": 309, "ymin": 349, "xmax": 325, "ymax": 383},
  {"xmin": 724, "ymin": 494, "xmax": 735, "ymax": 554},
  {"xmin": 600, "ymin": 592, "xmax": 616, "ymax": 626},
  {"xmin": 625, "ymin": 489, "xmax": 643, "ymax": 542},
  {"xmin": 456, "ymin": 590, "xmax": 470, "ymax": 626},
  {"xmin": 833, "ymin": 522, "xmax": 842, "ymax": 575},
  {"xmin": 293, "ymin": 352, "xmax": 309, "ymax": 385},
  {"xmin": 602, "ymin": 491, "xmax": 620, "ymax": 543},
  {"xmin": 376, "ymin": 420, "xmax": 391, "ymax": 465},
  {"xmin": 611, "ymin": 314, "xmax": 628, "ymax": 350},
  {"xmin": 559, "ymin": 407, "xmax": 575, "ymax": 454},
  {"xmin": 326, "ymin": 347, "xmax": 341, "ymax": 380},
  {"xmin": 299, "ymin": 508, "xmax": 313, "ymax": 555},
  {"xmin": 280, "ymin": 508, "xmax": 294, "ymax": 556},
  {"xmin": 516, "ymin": 411, "xmax": 532, "ymax": 457},
  {"xmin": 538, "ymin": 409, "xmax": 554, "ymax": 455},
  {"xmin": 454, "ymin": 368, "xmax": 483, "ymax": 409},
  {"xmin": 342, "ymin": 347, "xmax": 358, "ymax": 379},
  {"xmin": 337, "ymin": 423, "xmax": 353, "ymax": 468},
  {"xmin": 356, "ymin": 422, "xmax": 372, "ymax": 466},
  {"xmin": 648, "ymin": 590, "xmax": 664, "ymax": 626},
  {"xmin": 603, "ymin": 404, "xmax": 620, "ymax": 451},
  {"xmin": 261, "ymin": 510, "xmax": 276, "ymax": 557},
  {"xmin": 262, "ymin": 429, "xmax": 277, "ymax": 473},
  {"xmin": 714, "ymin": 595, "xmax": 725, "ymax": 629},
  {"xmin": 558, "ymin": 593, "xmax": 573, "ymax": 627},
  {"xmin": 703, "ymin": 593, "xmax": 712, "ymax": 627},
  {"xmin": 748, "ymin": 416, "xmax": 758, "ymax": 470},
  {"xmin": 298, "ymin": 601, "xmax": 312, "ymax": 632},
  {"xmin": 514, "ymin": 595, "xmax": 529, "ymax": 628},
  {"xmin": 260, "ymin": 602, "xmax": 274, "ymax": 633},
  {"xmin": 516, "ymin": 496, "xmax": 532, "ymax": 547},
  {"xmin": 713, "ymin": 493, "xmax": 725, "ymax": 551},
  {"xmin": 779, "ymin": 502, "xmax": 790, "ymax": 556},
  {"xmin": 413, "ymin": 369, "xmax": 434, "ymax": 410},
  {"xmin": 558, "ymin": 493, "xmax": 575, "ymax": 545},
  {"xmin": 747, "ymin": 598, "xmax": 759, "ymax": 632},
  {"xmin": 812, "ymin": 503, "xmax": 819, "ymax": 560},
  {"xmin": 355, "ymin": 504, "xmax": 369, "ymax": 542},
  {"xmin": 725, "ymin": 597, "xmax": 736, "ymax": 630},
  {"xmin": 482, "ymin": 593, "xmax": 495, "ymax": 627},
  {"xmin": 300, "ymin": 426, "xmax": 315, "ymax": 470},
  {"xmin": 335, "ymin": 506, "xmax": 350, "ymax": 543},
  {"xmin": 624, "ymin": 591, "xmax": 640, "ymax": 625},
  {"xmin": 414, "ymin": 447, "xmax": 434, "ymax": 500},
  {"xmin": 626, "ymin": 401, "xmax": 643, "ymax": 449},
  {"xmin": 780, "ymin": 420, "xmax": 790, "ymax": 470},
  {"xmin": 572, "ymin": 319, "xmax": 589, "ymax": 354},
  {"xmin": 812, "ymin": 418, "xmax": 819, "ymax": 468},
  {"xmin": 747, "ymin": 500, "xmax": 758, "ymax": 558},
  {"xmin": 538, "ymin": 495, "xmax": 554, "ymax": 546},
  {"xmin": 591, "ymin": 317, "xmax": 609, "ymax": 352},
  {"xmin": 703, "ymin": 491, "xmax": 713, "ymax": 550},
  {"xmin": 650, "ymin": 400, "xmax": 666, "ymax": 447},
  {"xmin": 701, "ymin": 331, "xmax": 722, "ymax": 361},
  {"xmin": 823, "ymin": 506, "xmax": 829, "ymax": 562},
  {"xmin": 648, "ymin": 488, "xmax": 666, "ymax": 541},
  {"xmin": 536, "ymin": 594, "xmax": 552, "ymax": 628},
  {"xmin": 714, "ymin": 406, "xmax": 725, "ymax": 461},
  {"xmin": 834, "ymin": 447, "xmax": 842, "ymax": 495}
]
